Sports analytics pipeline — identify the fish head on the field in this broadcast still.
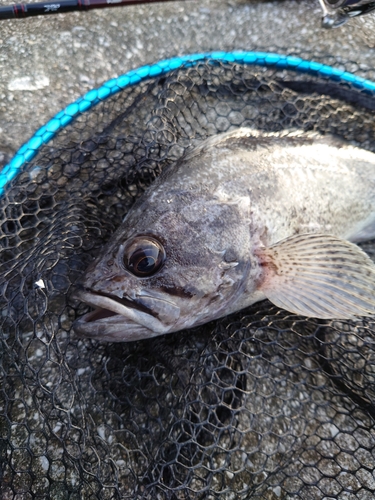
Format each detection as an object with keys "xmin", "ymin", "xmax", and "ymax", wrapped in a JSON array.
[{"xmin": 74, "ymin": 189, "xmax": 254, "ymax": 342}]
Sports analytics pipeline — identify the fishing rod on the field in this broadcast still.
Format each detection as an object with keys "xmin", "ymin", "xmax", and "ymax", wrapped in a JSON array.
[{"xmin": 0, "ymin": 0, "xmax": 189, "ymax": 20}]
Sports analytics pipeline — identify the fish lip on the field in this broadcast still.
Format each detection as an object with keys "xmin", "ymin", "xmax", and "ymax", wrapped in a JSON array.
[
  {"xmin": 73, "ymin": 310, "xmax": 162, "ymax": 342},
  {"xmin": 74, "ymin": 289, "xmax": 173, "ymax": 335}
]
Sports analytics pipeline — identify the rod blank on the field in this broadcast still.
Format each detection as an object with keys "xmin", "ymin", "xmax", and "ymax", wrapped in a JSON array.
[{"xmin": 0, "ymin": 0, "xmax": 187, "ymax": 20}]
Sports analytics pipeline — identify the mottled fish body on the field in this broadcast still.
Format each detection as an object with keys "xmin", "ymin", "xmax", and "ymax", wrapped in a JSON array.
[{"xmin": 74, "ymin": 129, "xmax": 375, "ymax": 342}]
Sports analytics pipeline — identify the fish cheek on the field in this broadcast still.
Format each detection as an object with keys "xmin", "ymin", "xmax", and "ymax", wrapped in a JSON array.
[
  {"xmin": 147, "ymin": 248, "xmax": 221, "ymax": 303},
  {"xmin": 157, "ymin": 285, "xmax": 195, "ymax": 300},
  {"xmin": 148, "ymin": 265, "xmax": 212, "ymax": 300}
]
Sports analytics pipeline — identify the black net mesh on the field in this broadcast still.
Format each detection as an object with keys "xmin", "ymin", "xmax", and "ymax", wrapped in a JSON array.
[{"xmin": 1, "ymin": 58, "xmax": 375, "ymax": 499}]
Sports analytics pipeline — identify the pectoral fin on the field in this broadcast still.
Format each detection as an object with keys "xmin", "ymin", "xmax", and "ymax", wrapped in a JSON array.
[{"xmin": 258, "ymin": 233, "xmax": 375, "ymax": 319}]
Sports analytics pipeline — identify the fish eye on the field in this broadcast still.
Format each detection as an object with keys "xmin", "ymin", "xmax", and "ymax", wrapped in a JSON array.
[{"xmin": 123, "ymin": 236, "xmax": 166, "ymax": 277}]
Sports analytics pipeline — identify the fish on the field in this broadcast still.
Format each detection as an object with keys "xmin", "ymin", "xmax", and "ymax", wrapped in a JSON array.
[{"xmin": 73, "ymin": 128, "xmax": 375, "ymax": 342}]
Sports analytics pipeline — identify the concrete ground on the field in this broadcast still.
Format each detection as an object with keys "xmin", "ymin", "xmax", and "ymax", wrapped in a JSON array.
[{"xmin": 0, "ymin": 0, "xmax": 375, "ymax": 168}]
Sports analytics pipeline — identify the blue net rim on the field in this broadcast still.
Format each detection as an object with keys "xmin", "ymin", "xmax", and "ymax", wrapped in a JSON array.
[{"xmin": 2, "ymin": 50, "xmax": 375, "ymax": 196}]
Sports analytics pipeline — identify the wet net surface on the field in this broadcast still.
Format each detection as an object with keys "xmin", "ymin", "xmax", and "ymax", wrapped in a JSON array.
[{"xmin": 1, "ymin": 57, "xmax": 375, "ymax": 499}]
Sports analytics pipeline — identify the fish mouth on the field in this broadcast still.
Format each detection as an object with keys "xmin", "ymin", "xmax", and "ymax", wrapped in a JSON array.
[{"xmin": 73, "ymin": 289, "xmax": 180, "ymax": 342}]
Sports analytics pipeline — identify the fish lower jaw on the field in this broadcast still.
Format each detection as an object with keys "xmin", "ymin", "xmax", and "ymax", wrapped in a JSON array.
[
  {"xmin": 74, "ymin": 290, "xmax": 171, "ymax": 338},
  {"xmin": 81, "ymin": 307, "xmax": 118, "ymax": 322},
  {"xmin": 73, "ymin": 312, "xmax": 166, "ymax": 342}
]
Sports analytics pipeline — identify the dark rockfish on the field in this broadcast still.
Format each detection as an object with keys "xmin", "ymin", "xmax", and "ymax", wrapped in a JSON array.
[{"xmin": 74, "ymin": 129, "xmax": 375, "ymax": 342}]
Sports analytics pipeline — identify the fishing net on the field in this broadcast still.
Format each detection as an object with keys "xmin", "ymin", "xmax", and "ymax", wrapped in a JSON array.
[{"xmin": 1, "ymin": 53, "xmax": 375, "ymax": 499}]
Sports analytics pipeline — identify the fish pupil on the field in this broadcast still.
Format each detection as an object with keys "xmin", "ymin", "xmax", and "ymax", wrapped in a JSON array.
[{"xmin": 136, "ymin": 254, "xmax": 156, "ymax": 273}]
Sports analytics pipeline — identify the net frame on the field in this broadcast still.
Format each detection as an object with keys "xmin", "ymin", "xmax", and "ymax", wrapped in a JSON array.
[{"xmin": 3, "ymin": 50, "xmax": 375, "ymax": 196}]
